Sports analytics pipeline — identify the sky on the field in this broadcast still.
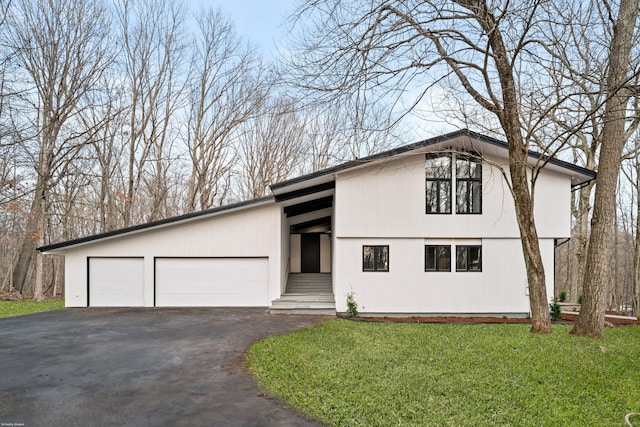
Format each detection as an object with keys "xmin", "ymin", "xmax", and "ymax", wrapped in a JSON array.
[{"xmin": 193, "ymin": 0, "xmax": 298, "ymax": 59}]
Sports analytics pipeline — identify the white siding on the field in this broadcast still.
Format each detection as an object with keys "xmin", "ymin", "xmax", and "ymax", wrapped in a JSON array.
[
  {"xmin": 290, "ymin": 234, "xmax": 301, "ymax": 273},
  {"xmin": 63, "ymin": 203, "xmax": 281, "ymax": 307},
  {"xmin": 320, "ymin": 234, "xmax": 331, "ymax": 273},
  {"xmin": 333, "ymin": 152, "xmax": 566, "ymax": 315},
  {"xmin": 335, "ymin": 154, "xmax": 571, "ymax": 240},
  {"xmin": 333, "ymin": 238, "xmax": 555, "ymax": 314}
]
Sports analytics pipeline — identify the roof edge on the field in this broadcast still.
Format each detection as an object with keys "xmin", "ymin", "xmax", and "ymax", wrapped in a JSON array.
[
  {"xmin": 270, "ymin": 129, "xmax": 596, "ymax": 190},
  {"xmin": 39, "ymin": 195, "xmax": 274, "ymax": 253}
]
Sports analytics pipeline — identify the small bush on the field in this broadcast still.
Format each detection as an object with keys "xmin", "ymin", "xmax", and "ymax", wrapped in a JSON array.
[
  {"xmin": 558, "ymin": 291, "xmax": 567, "ymax": 303},
  {"xmin": 549, "ymin": 299, "xmax": 561, "ymax": 321},
  {"xmin": 345, "ymin": 292, "xmax": 359, "ymax": 318},
  {"xmin": 578, "ymin": 294, "xmax": 583, "ymax": 305}
]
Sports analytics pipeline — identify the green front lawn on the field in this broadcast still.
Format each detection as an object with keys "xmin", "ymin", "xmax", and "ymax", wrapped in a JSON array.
[
  {"xmin": 0, "ymin": 299, "xmax": 65, "ymax": 319},
  {"xmin": 247, "ymin": 320, "xmax": 640, "ymax": 426}
]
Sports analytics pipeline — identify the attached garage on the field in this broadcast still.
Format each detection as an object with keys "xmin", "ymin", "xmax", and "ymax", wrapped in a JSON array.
[
  {"xmin": 89, "ymin": 257, "xmax": 145, "ymax": 307},
  {"xmin": 154, "ymin": 258, "xmax": 269, "ymax": 307}
]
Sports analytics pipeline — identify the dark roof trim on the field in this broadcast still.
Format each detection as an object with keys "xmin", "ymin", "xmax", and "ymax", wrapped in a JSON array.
[
  {"xmin": 284, "ymin": 196, "xmax": 333, "ymax": 217},
  {"xmin": 274, "ymin": 181, "xmax": 335, "ymax": 201},
  {"xmin": 38, "ymin": 195, "xmax": 274, "ymax": 252},
  {"xmin": 270, "ymin": 129, "xmax": 596, "ymax": 190},
  {"xmin": 290, "ymin": 216, "xmax": 332, "ymax": 233}
]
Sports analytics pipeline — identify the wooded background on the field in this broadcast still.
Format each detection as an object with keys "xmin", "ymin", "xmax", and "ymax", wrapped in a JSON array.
[{"xmin": 1, "ymin": 0, "xmax": 639, "ymax": 330}]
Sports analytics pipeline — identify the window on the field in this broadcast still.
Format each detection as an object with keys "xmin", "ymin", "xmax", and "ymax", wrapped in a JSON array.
[
  {"xmin": 456, "ymin": 245, "xmax": 482, "ymax": 272},
  {"xmin": 363, "ymin": 245, "xmax": 389, "ymax": 272},
  {"xmin": 425, "ymin": 245, "xmax": 451, "ymax": 271},
  {"xmin": 425, "ymin": 155, "xmax": 451, "ymax": 214},
  {"xmin": 456, "ymin": 156, "xmax": 482, "ymax": 214},
  {"xmin": 426, "ymin": 153, "xmax": 482, "ymax": 214}
]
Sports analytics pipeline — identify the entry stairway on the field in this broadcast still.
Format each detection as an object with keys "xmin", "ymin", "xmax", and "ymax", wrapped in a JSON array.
[{"xmin": 270, "ymin": 273, "xmax": 336, "ymax": 315}]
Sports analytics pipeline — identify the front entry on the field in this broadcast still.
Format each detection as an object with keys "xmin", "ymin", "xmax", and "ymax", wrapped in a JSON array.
[{"xmin": 301, "ymin": 234, "xmax": 321, "ymax": 273}]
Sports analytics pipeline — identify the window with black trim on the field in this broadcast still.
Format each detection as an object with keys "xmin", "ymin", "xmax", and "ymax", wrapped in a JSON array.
[
  {"xmin": 425, "ymin": 154, "xmax": 451, "ymax": 214},
  {"xmin": 456, "ymin": 156, "xmax": 482, "ymax": 214},
  {"xmin": 456, "ymin": 245, "xmax": 482, "ymax": 272},
  {"xmin": 425, "ymin": 245, "xmax": 451, "ymax": 271},
  {"xmin": 363, "ymin": 245, "xmax": 389, "ymax": 272}
]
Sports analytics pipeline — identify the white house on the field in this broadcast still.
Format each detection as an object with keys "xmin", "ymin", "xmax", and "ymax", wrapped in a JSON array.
[{"xmin": 40, "ymin": 130, "xmax": 595, "ymax": 316}]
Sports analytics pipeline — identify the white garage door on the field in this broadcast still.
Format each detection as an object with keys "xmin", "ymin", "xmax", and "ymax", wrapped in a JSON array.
[
  {"xmin": 155, "ymin": 258, "xmax": 269, "ymax": 307},
  {"xmin": 89, "ymin": 258, "xmax": 145, "ymax": 307}
]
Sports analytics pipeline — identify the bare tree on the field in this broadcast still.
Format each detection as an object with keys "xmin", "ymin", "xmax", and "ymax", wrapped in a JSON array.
[
  {"xmin": 571, "ymin": 0, "xmax": 640, "ymax": 337},
  {"xmin": 114, "ymin": 0, "xmax": 187, "ymax": 226},
  {"xmin": 184, "ymin": 8, "xmax": 265, "ymax": 212},
  {"xmin": 237, "ymin": 98, "xmax": 306, "ymax": 199},
  {"xmin": 5, "ymin": 0, "xmax": 111, "ymax": 299}
]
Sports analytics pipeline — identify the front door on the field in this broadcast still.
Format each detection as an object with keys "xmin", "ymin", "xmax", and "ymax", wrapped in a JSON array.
[{"xmin": 301, "ymin": 234, "xmax": 320, "ymax": 273}]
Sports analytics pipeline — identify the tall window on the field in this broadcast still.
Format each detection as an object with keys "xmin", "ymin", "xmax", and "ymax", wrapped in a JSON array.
[
  {"xmin": 425, "ymin": 155, "xmax": 451, "ymax": 214},
  {"xmin": 456, "ymin": 156, "xmax": 482, "ymax": 214},
  {"xmin": 363, "ymin": 245, "xmax": 389, "ymax": 272},
  {"xmin": 456, "ymin": 245, "xmax": 482, "ymax": 272},
  {"xmin": 425, "ymin": 245, "xmax": 451, "ymax": 271}
]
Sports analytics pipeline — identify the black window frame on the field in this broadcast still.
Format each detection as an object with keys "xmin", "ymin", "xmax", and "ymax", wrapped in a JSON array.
[
  {"xmin": 455, "ymin": 155, "xmax": 482, "ymax": 214},
  {"xmin": 456, "ymin": 245, "xmax": 482, "ymax": 272},
  {"xmin": 424, "ymin": 245, "xmax": 451, "ymax": 272},
  {"xmin": 425, "ymin": 154, "xmax": 452, "ymax": 214},
  {"xmin": 362, "ymin": 245, "xmax": 390, "ymax": 272}
]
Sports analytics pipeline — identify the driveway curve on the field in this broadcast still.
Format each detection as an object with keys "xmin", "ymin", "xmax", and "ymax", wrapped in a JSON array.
[{"xmin": 0, "ymin": 308, "xmax": 328, "ymax": 426}]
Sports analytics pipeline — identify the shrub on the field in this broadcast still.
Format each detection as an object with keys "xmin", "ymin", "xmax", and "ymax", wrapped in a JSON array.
[
  {"xmin": 558, "ymin": 291, "xmax": 567, "ymax": 303},
  {"xmin": 578, "ymin": 294, "xmax": 583, "ymax": 305},
  {"xmin": 549, "ymin": 299, "xmax": 561, "ymax": 321},
  {"xmin": 346, "ymin": 292, "xmax": 359, "ymax": 318}
]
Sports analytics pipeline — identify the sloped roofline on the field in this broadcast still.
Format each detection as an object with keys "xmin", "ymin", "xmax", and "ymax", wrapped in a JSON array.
[
  {"xmin": 39, "ymin": 195, "xmax": 274, "ymax": 252},
  {"xmin": 39, "ymin": 129, "xmax": 596, "ymax": 252},
  {"xmin": 271, "ymin": 128, "xmax": 596, "ymax": 191}
]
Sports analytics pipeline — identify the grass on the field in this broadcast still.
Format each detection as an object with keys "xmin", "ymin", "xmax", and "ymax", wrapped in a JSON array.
[
  {"xmin": 0, "ymin": 299, "xmax": 65, "ymax": 319},
  {"xmin": 247, "ymin": 319, "xmax": 640, "ymax": 426}
]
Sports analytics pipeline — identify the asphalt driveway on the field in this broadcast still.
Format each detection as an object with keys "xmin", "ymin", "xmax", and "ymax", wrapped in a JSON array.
[{"xmin": 0, "ymin": 308, "xmax": 328, "ymax": 426}]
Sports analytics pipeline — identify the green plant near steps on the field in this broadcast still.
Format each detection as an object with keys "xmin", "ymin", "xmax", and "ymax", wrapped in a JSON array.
[
  {"xmin": 558, "ymin": 291, "xmax": 567, "ymax": 303},
  {"xmin": 345, "ymin": 292, "xmax": 359, "ymax": 318},
  {"xmin": 549, "ymin": 299, "xmax": 561, "ymax": 321}
]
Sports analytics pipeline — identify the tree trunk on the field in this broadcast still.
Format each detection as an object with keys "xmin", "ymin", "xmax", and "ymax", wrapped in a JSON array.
[
  {"xmin": 571, "ymin": 182, "xmax": 593, "ymax": 302},
  {"xmin": 633, "ymin": 157, "xmax": 640, "ymax": 317},
  {"xmin": 571, "ymin": 0, "xmax": 639, "ymax": 337},
  {"xmin": 12, "ymin": 185, "xmax": 42, "ymax": 295},
  {"xmin": 474, "ymin": 0, "xmax": 551, "ymax": 332},
  {"xmin": 508, "ymin": 139, "xmax": 552, "ymax": 333}
]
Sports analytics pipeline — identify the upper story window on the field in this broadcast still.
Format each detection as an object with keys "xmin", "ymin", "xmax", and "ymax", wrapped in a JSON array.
[
  {"xmin": 363, "ymin": 245, "xmax": 389, "ymax": 272},
  {"xmin": 456, "ymin": 156, "xmax": 482, "ymax": 214},
  {"xmin": 425, "ymin": 154, "xmax": 451, "ymax": 214},
  {"xmin": 425, "ymin": 153, "xmax": 482, "ymax": 215}
]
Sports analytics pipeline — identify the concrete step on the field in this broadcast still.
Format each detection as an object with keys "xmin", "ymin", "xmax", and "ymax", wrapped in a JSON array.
[
  {"xmin": 270, "ymin": 291, "xmax": 336, "ymax": 315},
  {"xmin": 278, "ymin": 294, "xmax": 335, "ymax": 301}
]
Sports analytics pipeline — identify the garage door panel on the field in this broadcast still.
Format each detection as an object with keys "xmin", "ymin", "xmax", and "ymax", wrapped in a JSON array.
[
  {"xmin": 155, "ymin": 258, "xmax": 268, "ymax": 307},
  {"xmin": 89, "ymin": 258, "xmax": 144, "ymax": 307}
]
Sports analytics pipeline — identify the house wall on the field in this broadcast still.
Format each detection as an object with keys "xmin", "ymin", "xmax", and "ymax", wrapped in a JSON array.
[
  {"xmin": 320, "ymin": 234, "xmax": 331, "ymax": 273},
  {"xmin": 290, "ymin": 235, "xmax": 301, "ymax": 273},
  {"xmin": 333, "ymin": 153, "xmax": 567, "ymax": 314},
  {"xmin": 63, "ymin": 203, "xmax": 282, "ymax": 307},
  {"xmin": 334, "ymin": 154, "xmax": 571, "ymax": 239},
  {"xmin": 333, "ymin": 237, "xmax": 555, "ymax": 314}
]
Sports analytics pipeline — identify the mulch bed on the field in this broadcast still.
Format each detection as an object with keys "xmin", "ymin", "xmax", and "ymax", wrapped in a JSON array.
[{"xmin": 337, "ymin": 313, "xmax": 640, "ymax": 326}]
